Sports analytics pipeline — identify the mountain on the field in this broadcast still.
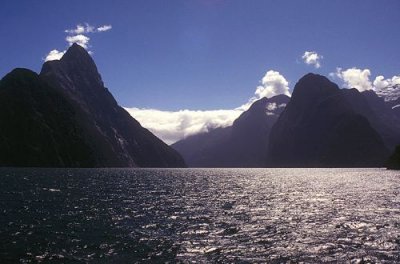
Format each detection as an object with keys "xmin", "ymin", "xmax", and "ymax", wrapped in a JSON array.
[
  {"xmin": 340, "ymin": 89, "xmax": 400, "ymax": 151},
  {"xmin": 268, "ymin": 73, "xmax": 389, "ymax": 167},
  {"xmin": 0, "ymin": 69, "xmax": 96, "ymax": 167},
  {"xmin": 172, "ymin": 95, "xmax": 290, "ymax": 167},
  {"xmin": 386, "ymin": 145, "xmax": 400, "ymax": 170},
  {"xmin": 0, "ymin": 44, "xmax": 185, "ymax": 167}
]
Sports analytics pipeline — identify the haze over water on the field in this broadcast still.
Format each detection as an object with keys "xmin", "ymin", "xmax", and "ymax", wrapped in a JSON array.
[{"xmin": 1, "ymin": 168, "xmax": 399, "ymax": 263}]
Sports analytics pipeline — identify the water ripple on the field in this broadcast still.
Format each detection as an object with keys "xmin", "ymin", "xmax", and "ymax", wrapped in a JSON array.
[{"xmin": 0, "ymin": 168, "xmax": 399, "ymax": 263}]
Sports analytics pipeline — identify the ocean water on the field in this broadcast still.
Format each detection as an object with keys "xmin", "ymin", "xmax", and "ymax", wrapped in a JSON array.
[{"xmin": 0, "ymin": 168, "xmax": 399, "ymax": 263}]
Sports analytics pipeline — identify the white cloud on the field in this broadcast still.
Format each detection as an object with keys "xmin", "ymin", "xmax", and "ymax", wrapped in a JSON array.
[
  {"xmin": 125, "ymin": 70, "xmax": 291, "ymax": 144},
  {"xmin": 66, "ymin": 34, "xmax": 90, "ymax": 49},
  {"xmin": 125, "ymin": 108, "xmax": 242, "ymax": 144},
  {"xmin": 302, "ymin": 51, "xmax": 323, "ymax": 68},
  {"xmin": 65, "ymin": 23, "xmax": 95, "ymax": 34},
  {"xmin": 65, "ymin": 24, "xmax": 85, "ymax": 34},
  {"xmin": 334, "ymin": 67, "xmax": 373, "ymax": 92},
  {"xmin": 257, "ymin": 70, "xmax": 290, "ymax": 98},
  {"xmin": 45, "ymin": 23, "xmax": 112, "ymax": 61},
  {"xmin": 373, "ymin": 75, "xmax": 390, "ymax": 90},
  {"xmin": 332, "ymin": 67, "xmax": 400, "ymax": 100},
  {"xmin": 240, "ymin": 70, "xmax": 290, "ymax": 110},
  {"xmin": 97, "ymin": 25, "xmax": 112, "ymax": 32},
  {"xmin": 373, "ymin": 75, "xmax": 400, "ymax": 101},
  {"xmin": 44, "ymin": 49, "xmax": 66, "ymax": 62}
]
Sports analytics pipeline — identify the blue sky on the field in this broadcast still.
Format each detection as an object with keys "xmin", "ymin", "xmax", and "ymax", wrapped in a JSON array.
[{"xmin": 1, "ymin": 0, "xmax": 400, "ymax": 143}]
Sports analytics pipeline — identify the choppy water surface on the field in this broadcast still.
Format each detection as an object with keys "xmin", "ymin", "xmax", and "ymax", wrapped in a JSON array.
[{"xmin": 0, "ymin": 168, "xmax": 399, "ymax": 263}]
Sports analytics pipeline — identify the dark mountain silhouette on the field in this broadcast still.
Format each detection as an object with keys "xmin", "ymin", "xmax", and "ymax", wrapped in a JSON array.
[
  {"xmin": 0, "ymin": 69, "xmax": 96, "ymax": 167},
  {"xmin": 172, "ymin": 95, "xmax": 290, "ymax": 167},
  {"xmin": 386, "ymin": 145, "xmax": 400, "ymax": 170},
  {"xmin": 0, "ymin": 44, "xmax": 185, "ymax": 167},
  {"xmin": 268, "ymin": 73, "xmax": 389, "ymax": 167},
  {"xmin": 341, "ymin": 89, "xmax": 400, "ymax": 151}
]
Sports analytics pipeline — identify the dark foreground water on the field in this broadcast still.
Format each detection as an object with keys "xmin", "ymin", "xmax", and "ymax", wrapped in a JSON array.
[{"xmin": 0, "ymin": 168, "xmax": 399, "ymax": 263}]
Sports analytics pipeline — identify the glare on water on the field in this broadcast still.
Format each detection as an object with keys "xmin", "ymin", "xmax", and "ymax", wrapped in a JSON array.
[{"xmin": 0, "ymin": 168, "xmax": 399, "ymax": 263}]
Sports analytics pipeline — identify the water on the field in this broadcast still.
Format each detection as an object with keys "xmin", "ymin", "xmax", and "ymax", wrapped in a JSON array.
[{"xmin": 0, "ymin": 168, "xmax": 399, "ymax": 263}]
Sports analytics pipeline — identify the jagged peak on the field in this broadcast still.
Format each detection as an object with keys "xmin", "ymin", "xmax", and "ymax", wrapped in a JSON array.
[{"xmin": 40, "ymin": 43, "xmax": 101, "ymax": 85}]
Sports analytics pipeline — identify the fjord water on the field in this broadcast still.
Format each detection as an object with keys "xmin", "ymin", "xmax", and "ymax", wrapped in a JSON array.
[{"xmin": 1, "ymin": 168, "xmax": 399, "ymax": 263}]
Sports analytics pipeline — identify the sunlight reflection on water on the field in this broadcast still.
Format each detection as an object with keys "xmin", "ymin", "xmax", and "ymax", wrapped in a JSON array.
[{"xmin": 0, "ymin": 168, "xmax": 399, "ymax": 263}]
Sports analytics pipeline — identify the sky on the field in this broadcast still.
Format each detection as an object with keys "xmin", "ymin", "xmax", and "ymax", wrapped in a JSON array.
[{"xmin": 1, "ymin": 0, "xmax": 400, "ymax": 143}]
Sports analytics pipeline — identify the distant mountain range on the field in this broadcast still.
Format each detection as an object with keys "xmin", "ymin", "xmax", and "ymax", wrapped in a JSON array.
[
  {"xmin": 1, "ymin": 44, "xmax": 398, "ymax": 168},
  {"xmin": 0, "ymin": 44, "xmax": 185, "ymax": 167},
  {"xmin": 172, "ymin": 95, "xmax": 290, "ymax": 167},
  {"xmin": 174, "ymin": 74, "xmax": 400, "ymax": 168}
]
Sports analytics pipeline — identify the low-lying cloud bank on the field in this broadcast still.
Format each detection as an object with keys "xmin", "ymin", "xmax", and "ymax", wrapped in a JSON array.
[
  {"xmin": 127, "ymin": 66, "xmax": 400, "ymax": 145},
  {"xmin": 125, "ymin": 108, "xmax": 242, "ymax": 145},
  {"xmin": 125, "ymin": 70, "xmax": 290, "ymax": 144}
]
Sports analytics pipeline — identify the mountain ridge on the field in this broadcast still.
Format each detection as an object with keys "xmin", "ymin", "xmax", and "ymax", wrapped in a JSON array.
[
  {"xmin": 0, "ymin": 44, "xmax": 186, "ymax": 168},
  {"xmin": 0, "ymin": 46, "xmax": 396, "ymax": 168},
  {"xmin": 173, "ymin": 73, "xmax": 396, "ymax": 168}
]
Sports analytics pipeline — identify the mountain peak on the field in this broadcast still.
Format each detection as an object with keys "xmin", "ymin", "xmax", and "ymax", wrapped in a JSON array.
[
  {"xmin": 60, "ymin": 44, "xmax": 96, "ymax": 70},
  {"xmin": 297, "ymin": 73, "xmax": 336, "ymax": 88},
  {"xmin": 40, "ymin": 43, "xmax": 102, "ymax": 90},
  {"xmin": 291, "ymin": 72, "xmax": 339, "ymax": 101},
  {"xmin": 41, "ymin": 44, "xmax": 95, "ymax": 75},
  {"xmin": 62, "ymin": 43, "xmax": 91, "ymax": 61}
]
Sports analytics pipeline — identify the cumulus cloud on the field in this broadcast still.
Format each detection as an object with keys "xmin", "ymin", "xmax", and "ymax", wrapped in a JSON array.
[
  {"xmin": 44, "ymin": 49, "xmax": 66, "ymax": 62},
  {"xmin": 240, "ymin": 70, "xmax": 290, "ymax": 110},
  {"xmin": 125, "ymin": 108, "xmax": 242, "ymax": 144},
  {"xmin": 65, "ymin": 34, "xmax": 90, "ymax": 49},
  {"xmin": 373, "ymin": 75, "xmax": 400, "ymax": 101},
  {"xmin": 332, "ymin": 67, "xmax": 400, "ymax": 100},
  {"xmin": 302, "ymin": 51, "xmax": 323, "ymax": 68},
  {"xmin": 45, "ymin": 23, "xmax": 112, "ymax": 61},
  {"xmin": 373, "ymin": 75, "xmax": 390, "ymax": 90},
  {"xmin": 256, "ymin": 70, "xmax": 291, "ymax": 98},
  {"xmin": 334, "ymin": 67, "xmax": 373, "ymax": 92}
]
